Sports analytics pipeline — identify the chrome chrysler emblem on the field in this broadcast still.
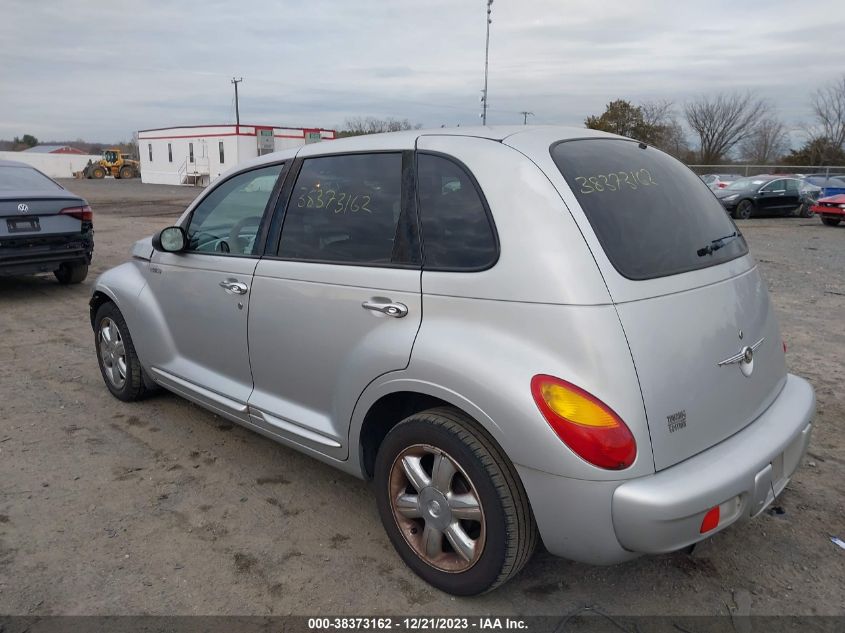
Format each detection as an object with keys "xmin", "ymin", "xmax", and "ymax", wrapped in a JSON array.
[
  {"xmin": 718, "ymin": 337, "xmax": 765, "ymax": 377},
  {"xmin": 17, "ymin": 203, "xmax": 29, "ymax": 213}
]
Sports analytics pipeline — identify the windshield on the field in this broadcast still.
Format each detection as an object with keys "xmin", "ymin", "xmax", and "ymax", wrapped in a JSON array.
[
  {"xmin": 0, "ymin": 165, "xmax": 63, "ymax": 191},
  {"xmin": 104, "ymin": 151, "xmax": 117, "ymax": 162},
  {"xmin": 726, "ymin": 177, "xmax": 765, "ymax": 191},
  {"xmin": 550, "ymin": 139, "xmax": 748, "ymax": 280}
]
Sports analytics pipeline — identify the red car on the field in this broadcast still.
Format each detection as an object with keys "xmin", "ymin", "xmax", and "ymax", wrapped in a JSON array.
[{"xmin": 811, "ymin": 194, "xmax": 845, "ymax": 226}]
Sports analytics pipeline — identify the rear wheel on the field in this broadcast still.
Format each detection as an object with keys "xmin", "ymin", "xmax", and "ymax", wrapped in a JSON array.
[
  {"xmin": 734, "ymin": 199, "xmax": 754, "ymax": 220},
  {"xmin": 94, "ymin": 302, "xmax": 155, "ymax": 401},
  {"xmin": 91, "ymin": 166, "xmax": 106, "ymax": 179},
  {"xmin": 800, "ymin": 201, "xmax": 814, "ymax": 218},
  {"xmin": 374, "ymin": 407, "xmax": 537, "ymax": 595},
  {"xmin": 822, "ymin": 216, "xmax": 841, "ymax": 226},
  {"xmin": 54, "ymin": 262, "xmax": 88, "ymax": 284},
  {"xmin": 119, "ymin": 166, "xmax": 134, "ymax": 179}
]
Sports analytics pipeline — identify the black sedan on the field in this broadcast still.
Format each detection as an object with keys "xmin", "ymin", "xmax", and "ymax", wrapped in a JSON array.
[
  {"xmin": 714, "ymin": 175, "xmax": 812, "ymax": 219},
  {"xmin": 0, "ymin": 160, "xmax": 93, "ymax": 283}
]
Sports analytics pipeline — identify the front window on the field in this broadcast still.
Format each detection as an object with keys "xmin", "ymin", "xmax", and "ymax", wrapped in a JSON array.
[
  {"xmin": 551, "ymin": 139, "xmax": 748, "ymax": 280},
  {"xmin": 185, "ymin": 164, "xmax": 282, "ymax": 256}
]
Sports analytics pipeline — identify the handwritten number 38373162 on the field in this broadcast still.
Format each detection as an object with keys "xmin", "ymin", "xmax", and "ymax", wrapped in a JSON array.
[{"xmin": 574, "ymin": 169, "xmax": 657, "ymax": 195}]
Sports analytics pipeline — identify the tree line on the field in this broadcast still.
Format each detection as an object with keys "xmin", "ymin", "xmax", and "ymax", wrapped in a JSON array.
[{"xmin": 585, "ymin": 75, "xmax": 845, "ymax": 165}]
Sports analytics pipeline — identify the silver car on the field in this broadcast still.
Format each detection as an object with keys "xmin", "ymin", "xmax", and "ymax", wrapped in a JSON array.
[{"xmin": 90, "ymin": 127, "xmax": 815, "ymax": 595}]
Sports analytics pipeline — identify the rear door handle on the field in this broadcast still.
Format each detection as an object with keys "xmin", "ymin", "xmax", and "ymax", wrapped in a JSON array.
[
  {"xmin": 362, "ymin": 300, "xmax": 408, "ymax": 318},
  {"xmin": 219, "ymin": 278, "xmax": 249, "ymax": 295}
]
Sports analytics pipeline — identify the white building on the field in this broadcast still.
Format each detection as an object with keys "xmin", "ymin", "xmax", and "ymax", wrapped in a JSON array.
[{"xmin": 137, "ymin": 124, "xmax": 336, "ymax": 186}]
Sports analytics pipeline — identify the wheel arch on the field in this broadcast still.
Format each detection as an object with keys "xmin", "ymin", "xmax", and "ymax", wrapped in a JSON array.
[{"xmin": 352, "ymin": 379, "xmax": 510, "ymax": 481}]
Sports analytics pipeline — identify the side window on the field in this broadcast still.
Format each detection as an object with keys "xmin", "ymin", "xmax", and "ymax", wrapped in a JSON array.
[
  {"xmin": 278, "ymin": 153, "xmax": 416, "ymax": 265},
  {"xmin": 784, "ymin": 179, "xmax": 799, "ymax": 193},
  {"xmin": 148, "ymin": 144, "xmax": 152, "ymax": 161},
  {"xmin": 219, "ymin": 141, "xmax": 225, "ymax": 164},
  {"xmin": 185, "ymin": 164, "xmax": 282, "ymax": 256},
  {"xmin": 189, "ymin": 142, "xmax": 194, "ymax": 163},
  {"xmin": 417, "ymin": 154, "xmax": 497, "ymax": 270},
  {"xmin": 762, "ymin": 179, "xmax": 784, "ymax": 192},
  {"xmin": 168, "ymin": 143, "xmax": 173, "ymax": 163}
]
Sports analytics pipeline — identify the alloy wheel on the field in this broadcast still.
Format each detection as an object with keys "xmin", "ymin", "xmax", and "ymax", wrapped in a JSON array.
[
  {"xmin": 388, "ymin": 444, "xmax": 486, "ymax": 572},
  {"xmin": 98, "ymin": 317, "xmax": 127, "ymax": 389}
]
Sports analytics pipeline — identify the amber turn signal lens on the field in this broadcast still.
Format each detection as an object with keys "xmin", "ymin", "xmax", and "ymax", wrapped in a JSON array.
[{"xmin": 531, "ymin": 375, "xmax": 637, "ymax": 470}]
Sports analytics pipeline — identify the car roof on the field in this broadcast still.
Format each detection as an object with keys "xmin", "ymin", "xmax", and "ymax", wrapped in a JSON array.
[
  {"xmin": 0, "ymin": 159, "xmax": 36, "ymax": 168},
  {"xmin": 228, "ymin": 125, "xmax": 619, "ymax": 177}
]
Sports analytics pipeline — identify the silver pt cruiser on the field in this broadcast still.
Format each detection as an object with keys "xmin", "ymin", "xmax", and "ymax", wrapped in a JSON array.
[{"xmin": 90, "ymin": 127, "xmax": 815, "ymax": 595}]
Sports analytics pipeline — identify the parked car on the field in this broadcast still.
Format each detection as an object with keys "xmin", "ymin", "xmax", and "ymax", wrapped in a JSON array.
[
  {"xmin": 700, "ymin": 173, "xmax": 742, "ymax": 190},
  {"xmin": 90, "ymin": 127, "xmax": 815, "ymax": 595},
  {"xmin": 810, "ymin": 194, "xmax": 845, "ymax": 226},
  {"xmin": 803, "ymin": 175, "xmax": 845, "ymax": 198},
  {"xmin": 0, "ymin": 159, "xmax": 93, "ymax": 282},
  {"xmin": 714, "ymin": 175, "xmax": 812, "ymax": 219}
]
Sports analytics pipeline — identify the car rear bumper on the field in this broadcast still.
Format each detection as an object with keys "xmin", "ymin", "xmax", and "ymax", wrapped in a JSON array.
[
  {"xmin": 0, "ymin": 230, "xmax": 93, "ymax": 275},
  {"xmin": 517, "ymin": 373, "xmax": 814, "ymax": 565}
]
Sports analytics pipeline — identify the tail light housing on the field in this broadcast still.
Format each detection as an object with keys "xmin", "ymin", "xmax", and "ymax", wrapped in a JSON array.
[
  {"xmin": 60, "ymin": 205, "xmax": 93, "ymax": 222},
  {"xmin": 531, "ymin": 374, "xmax": 637, "ymax": 470},
  {"xmin": 718, "ymin": 182, "xmax": 728, "ymax": 188}
]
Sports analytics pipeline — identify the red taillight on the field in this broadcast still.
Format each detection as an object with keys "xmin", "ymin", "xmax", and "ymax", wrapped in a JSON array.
[
  {"xmin": 782, "ymin": 340, "xmax": 787, "ymax": 354},
  {"xmin": 700, "ymin": 506, "xmax": 720, "ymax": 533},
  {"xmin": 718, "ymin": 182, "xmax": 728, "ymax": 188},
  {"xmin": 60, "ymin": 205, "xmax": 93, "ymax": 222},
  {"xmin": 530, "ymin": 375, "xmax": 637, "ymax": 470}
]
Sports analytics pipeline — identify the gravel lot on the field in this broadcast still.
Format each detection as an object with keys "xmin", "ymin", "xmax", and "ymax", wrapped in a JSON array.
[{"xmin": 0, "ymin": 178, "xmax": 843, "ymax": 617}]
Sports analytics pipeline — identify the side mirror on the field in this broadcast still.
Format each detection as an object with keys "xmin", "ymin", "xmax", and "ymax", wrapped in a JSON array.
[{"xmin": 152, "ymin": 226, "xmax": 186, "ymax": 253}]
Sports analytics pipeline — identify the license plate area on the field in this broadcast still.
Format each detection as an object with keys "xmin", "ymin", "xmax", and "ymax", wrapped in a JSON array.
[{"xmin": 7, "ymin": 217, "xmax": 41, "ymax": 233}]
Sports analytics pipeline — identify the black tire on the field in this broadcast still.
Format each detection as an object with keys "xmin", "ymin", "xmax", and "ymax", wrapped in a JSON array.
[
  {"xmin": 800, "ymin": 202, "xmax": 814, "ymax": 218},
  {"xmin": 374, "ymin": 407, "xmax": 537, "ymax": 595},
  {"xmin": 734, "ymin": 199, "xmax": 754, "ymax": 220},
  {"xmin": 119, "ymin": 166, "xmax": 134, "ymax": 179},
  {"xmin": 822, "ymin": 216, "xmax": 841, "ymax": 226},
  {"xmin": 94, "ymin": 302, "xmax": 156, "ymax": 402},
  {"xmin": 54, "ymin": 262, "xmax": 88, "ymax": 284},
  {"xmin": 92, "ymin": 166, "xmax": 106, "ymax": 179}
]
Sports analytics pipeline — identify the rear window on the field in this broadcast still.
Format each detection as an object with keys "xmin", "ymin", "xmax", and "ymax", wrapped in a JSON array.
[
  {"xmin": 0, "ymin": 166, "xmax": 63, "ymax": 191},
  {"xmin": 551, "ymin": 139, "xmax": 748, "ymax": 280}
]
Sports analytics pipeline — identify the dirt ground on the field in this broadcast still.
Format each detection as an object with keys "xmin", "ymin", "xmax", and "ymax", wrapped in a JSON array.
[{"xmin": 0, "ymin": 178, "xmax": 842, "ymax": 617}]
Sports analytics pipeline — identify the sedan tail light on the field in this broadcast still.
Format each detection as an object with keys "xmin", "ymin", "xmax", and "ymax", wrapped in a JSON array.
[
  {"xmin": 531, "ymin": 374, "xmax": 637, "ymax": 470},
  {"xmin": 60, "ymin": 205, "xmax": 93, "ymax": 222},
  {"xmin": 718, "ymin": 182, "xmax": 728, "ymax": 188}
]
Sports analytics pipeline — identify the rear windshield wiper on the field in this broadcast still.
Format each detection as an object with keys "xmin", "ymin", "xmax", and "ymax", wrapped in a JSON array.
[{"xmin": 697, "ymin": 231, "xmax": 738, "ymax": 257}]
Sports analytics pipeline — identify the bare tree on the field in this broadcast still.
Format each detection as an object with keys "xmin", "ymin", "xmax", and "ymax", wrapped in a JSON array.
[
  {"xmin": 810, "ymin": 75, "xmax": 845, "ymax": 150},
  {"xmin": 340, "ymin": 116, "xmax": 421, "ymax": 137},
  {"xmin": 640, "ymin": 100, "xmax": 689, "ymax": 158},
  {"xmin": 739, "ymin": 117, "xmax": 789, "ymax": 164},
  {"xmin": 684, "ymin": 92, "xmax": 769, "ymax": 164}
]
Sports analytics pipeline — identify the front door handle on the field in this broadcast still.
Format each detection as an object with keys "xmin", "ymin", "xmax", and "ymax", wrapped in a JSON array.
[
  {"xmin": 219, "ymin": 278, "xmax": 249, "ymax": 295},
  {"xmin": 362, "ymin": 299, "xmax": 408, "ymax": 318}
]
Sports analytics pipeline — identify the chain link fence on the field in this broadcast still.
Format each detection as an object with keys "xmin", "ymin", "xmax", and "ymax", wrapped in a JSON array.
[{"xmin": 688, "ymin": 164, "xmax": 845, "ymax": 178}]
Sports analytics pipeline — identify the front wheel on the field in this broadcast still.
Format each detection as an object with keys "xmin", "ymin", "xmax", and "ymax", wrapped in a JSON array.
[
  {"xmin": 822, "ymin": 216, "xmax": 841, "ymax": 226},
  {"xmin": 94, "ymin": 302, "xmax": 156, "ymax": 401},
  {"xmin": 91, "ymin": 166, "xmax": 106, "ymax": 179},
  {"xmin": 374, "ymin": 407, "xmax": 537, "ymax": 595},
  {"xmin": 119, "ymin": 166, "xmax": 135, "ymax": 179},
  {"xmin": 733, "ymin": 199, "xmax": 754, "ymax": 220}
]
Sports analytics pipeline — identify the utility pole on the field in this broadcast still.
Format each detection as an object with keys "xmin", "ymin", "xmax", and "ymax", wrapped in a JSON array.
[
  {"xmin": 231, "ymin": 77, "xmax": 243, "ymax": 125},
  {"xmin": 520, "ymin": 111, "xmax": 534, "ymax": 125},
  {"xmin": 481, "ymin": 0, "xmax": 493, "ymax": 125}
]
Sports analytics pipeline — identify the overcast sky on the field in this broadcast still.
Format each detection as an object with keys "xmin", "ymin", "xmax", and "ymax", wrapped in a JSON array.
[{"xmin": 1, "ymin": 0, "xmax": 843, "ymax": 145}]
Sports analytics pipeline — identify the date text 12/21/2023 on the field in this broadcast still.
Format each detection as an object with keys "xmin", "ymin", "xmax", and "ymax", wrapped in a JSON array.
[{"xmin": 307, "ymin": 617, "xmax": 528, "ymax": 631}]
